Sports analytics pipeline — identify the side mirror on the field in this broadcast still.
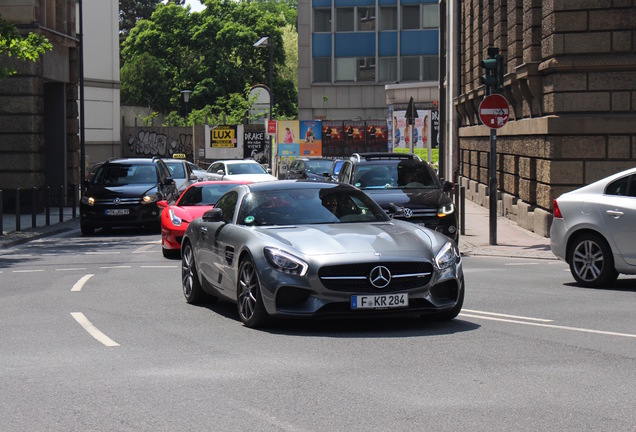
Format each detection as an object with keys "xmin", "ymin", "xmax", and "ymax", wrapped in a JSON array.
[
  {"xmin": 387, "ymin": 203, "xmax": 404, "ymax": 219},
  {"xmin": 164, "ymin": 176, "xmax": 175, "ymax": 185},
  {"xmin": 216, "ymin": 170, "xmax": 225, "ymax": 175},
  {"xmin": 202, "ymin": 208, "xmax": 223, "ymax": 222},
  {"xmin": 189, "ymin": 174, "xmax": 198, "ymax": 182},
  {"xmin": 157, "ymin": 200, "xmax": 169, "ymax": 209}
]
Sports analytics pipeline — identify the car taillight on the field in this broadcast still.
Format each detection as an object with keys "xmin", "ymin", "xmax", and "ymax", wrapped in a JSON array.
[{"xmin": 553, "ymin": 199, "xmax": 563, "ymax": 218}]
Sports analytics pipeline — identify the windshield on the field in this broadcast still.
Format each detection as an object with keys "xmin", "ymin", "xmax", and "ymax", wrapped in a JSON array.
[
  {"xmin": 306, "ymin": 159, "xmax": 334, "ymax": 174},
  {"xmin": 93, "ymin": 164, "xmax": 156, "ymax": 185},
  {"xmin": 238, "ymin": 187, "xmax": 389, "ymax": 226},
  {"xmin": 227, "ymin": 163, "xmax": 267, "ymax": 175},
  {"xmin": 353, "ymin": 163, "xmax": 439, "ymax": 190},
  {"xmin": 178, "ymin": 183, "xmax": 240, "ymax": 206}
]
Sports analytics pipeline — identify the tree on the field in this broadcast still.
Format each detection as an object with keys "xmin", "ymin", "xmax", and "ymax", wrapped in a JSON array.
[
  {"xmin": 0, "ymin": 14, "xmax": 52, "ymax": 79},
  {"xmin": 119, "ymin": 0, "xmax": 161, "ymax": 45}
]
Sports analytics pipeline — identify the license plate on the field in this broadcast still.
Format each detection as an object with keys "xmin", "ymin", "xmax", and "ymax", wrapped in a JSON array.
[
  {"xmin": 351, "ymin": 293, "xmax": 408, "ymax": 310},
  {"xmin": 105, "ymin": 209, "xmax": 130, "ymax": 216}
]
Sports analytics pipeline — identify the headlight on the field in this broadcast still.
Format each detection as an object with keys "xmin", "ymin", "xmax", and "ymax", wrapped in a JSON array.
[
  {"xmin": 437, "ymin": 203, "xmax": 454, "ymax": 218},
  {"xmin": 168, "ymin": 208, "xmax": 182, "ymax": 226},
  {"xmin": 435, "ymin": 241, "xmax": 460, "ymax": 270},
  {"xmin": 142, "ymin": 194, "xmax": 158, "ymax": 204},
  {"xmin": 264, "ymin": 247, "xmax": 308, "ymax": 276},
  {"xmin": 81, "ymin": 196, "xmax": 95, "ymax": 206}
]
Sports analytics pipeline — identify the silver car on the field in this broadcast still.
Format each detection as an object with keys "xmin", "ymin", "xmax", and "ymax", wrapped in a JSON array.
[
  {"xmin": 181, "ymin": 181, "xmax": 464, "ymax": 328},
  {"xmin": 550, "ymin": 167, "xmax": 636, "ymax": 287}
]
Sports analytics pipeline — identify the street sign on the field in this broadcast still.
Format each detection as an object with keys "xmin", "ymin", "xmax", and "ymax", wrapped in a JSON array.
[{"xmin": 479, "ymin": 94, "xmax": 509, "ymax": 129}]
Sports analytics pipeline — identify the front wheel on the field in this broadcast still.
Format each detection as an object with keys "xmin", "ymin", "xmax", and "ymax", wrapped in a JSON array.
[
  {"xmin": 181, "ymin": 241, "xmax": 204, "ymax": 304},
  {"xmin": 421, "ymin": 284, "xmax": 464, "ymax": 322},
  {"xmin": 568, "ymin": 233, "xmax": 618, "ymax": 288},
  {"xmin": 237, "ymin": 258, "xmax": 269, "ymax": 328},
  {"xmin": 80, "ymin": 223, "xmax": 95, "ymax": 236}
]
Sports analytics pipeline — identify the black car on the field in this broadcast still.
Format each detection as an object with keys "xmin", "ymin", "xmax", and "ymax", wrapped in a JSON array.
[
  {"xmin": 80, "ymin": 157, "xmax": 179, "ymax": 235},
  {"xmin": 337, "ymin": 153, "xmax": 458, "ymax": 241},
  {"xmin": 285, "ymin": 158, "xmax": 335, "ymax": 181}
]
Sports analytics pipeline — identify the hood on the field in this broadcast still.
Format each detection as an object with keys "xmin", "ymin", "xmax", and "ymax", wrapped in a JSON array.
[
  {"xmin": 257, "ymin": 222, "xmax": 434, "ymax": 257},
  {"xmin": 86, "ymin": 184, "xmax": 156, "ymax": 198},
  {"xmin": 362, "ymin": 188, "xmax": 450, "ymax": 209},
  {"xmin": 173, "ymin": 205, "xmax": 213, "ymax": 222}
]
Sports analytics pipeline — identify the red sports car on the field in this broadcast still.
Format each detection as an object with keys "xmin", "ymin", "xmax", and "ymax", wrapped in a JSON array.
[{"xmin": 158, "ymin": 180, "xmax": 250, "ymax": 257}]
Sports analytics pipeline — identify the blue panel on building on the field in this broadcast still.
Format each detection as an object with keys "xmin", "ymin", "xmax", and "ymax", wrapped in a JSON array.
[
  {"xmin": 378, "ymin": 32, "xmax": 397, "ymax": 56},
  {"xmin": 313, "ymin": 0, "xmax": 332, "ymax": 7},
  {"xmin": 334, "ymin": 33, "xmax": 375, "ymax": 57},
  {"xmin": 313, "ymin": 34, "xmax": 332, "ymax": 57},
  {"xmin": 378, "ymin": 0, "xmax": 397, "ymax": 5},
  {"xmin": 400, "ymin": 30, "xmax": 439, "ymax": 56},
  {"xmin": 334, "ymin": 0, "xmax": 375, "ymax": 6}
]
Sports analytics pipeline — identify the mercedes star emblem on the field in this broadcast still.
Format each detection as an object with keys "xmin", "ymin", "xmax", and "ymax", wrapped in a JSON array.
[{"xmin": 369, "ymin": 266, "xmax": 391, "ymax": 289}]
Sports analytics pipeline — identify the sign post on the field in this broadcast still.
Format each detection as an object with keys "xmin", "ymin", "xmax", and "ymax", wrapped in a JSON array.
[{"xmin": 479, "ymin": 94, "xmax": 510, "ymax": 245}]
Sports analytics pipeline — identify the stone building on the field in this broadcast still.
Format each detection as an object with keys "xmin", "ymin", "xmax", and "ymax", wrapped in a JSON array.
[
  {"xmin": 0, "ymin": 0, "xmax": 80, "ymax": 208},
  {"xmin": 453, "ymin": 1, "xmax": 636, "ymax": 236}
]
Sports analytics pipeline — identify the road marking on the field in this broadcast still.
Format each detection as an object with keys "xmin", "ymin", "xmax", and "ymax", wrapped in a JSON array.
[
  {"xmin": 99, "ymin": 265, "xmax": 131, "ymax": 269},
  {"xmin": 141, "ymin": 265, "xmax": 178, "ymax": 268},
  {"xmin": 462, "ymin": 309, "xmax": 553, "ymax": 322},
  {"xmin": 71, "ymin": 274, "xmax": 94, "ymax": 292},
  {"xmin": 13, "ymin": 269, "xmax": 44, "ymax": 273},
  {"xmin": 56, "ymin": 268, "xmax": 87, "ymax": 271},
  {"xmin": 132, "ymin": 244, "xmax": 155, "ymax": 254},
  {"xmin": 460, "ymin": 313, "xmax": 636, "ymax": 339},
  {"xmin": 70, "ymin": 312, "xmax": 120, "ymax": 347}
]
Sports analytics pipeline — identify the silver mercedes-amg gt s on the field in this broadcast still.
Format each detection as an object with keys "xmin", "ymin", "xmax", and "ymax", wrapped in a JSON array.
[{"xmin": 181, "ymin": 180, "xmax": 464, "ymax": 328}]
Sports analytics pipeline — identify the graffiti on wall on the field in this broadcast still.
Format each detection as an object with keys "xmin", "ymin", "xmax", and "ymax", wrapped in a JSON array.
[{"xmin": 126, "ymin": 130, "xmax": 193, "ymax": 159}]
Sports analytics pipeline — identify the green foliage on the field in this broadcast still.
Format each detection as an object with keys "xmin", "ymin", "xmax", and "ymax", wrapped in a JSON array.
[
  {"xmin": 0, "ymin": 15, "xmax": 52, "ymax": 79},
  {"xmin": 119, "ymin": 0, "xmax": 161, "ymax": 46},
  {"xmin": 120, "ymin": 0, "xmax": 298, "ymax": 123}
]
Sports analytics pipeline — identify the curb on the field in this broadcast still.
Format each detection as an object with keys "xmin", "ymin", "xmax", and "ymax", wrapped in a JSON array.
[{"xmin": 0, "ymin": 219, "xmax": 79, "ymax": 249}]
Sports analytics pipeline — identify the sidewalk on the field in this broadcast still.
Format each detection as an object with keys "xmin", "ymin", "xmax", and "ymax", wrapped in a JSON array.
[{"xmin": 0, "ymin": 201, "xmax": 556, "ymax": 259}]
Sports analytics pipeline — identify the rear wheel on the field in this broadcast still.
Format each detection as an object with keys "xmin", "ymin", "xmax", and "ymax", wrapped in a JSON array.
[
  {"xmin": 181, "ymin": 241, "xmax": 204, "ymax": 304},
  {"xmin": 568, "ymin": 233, "xmax": 618, "ymax": 288},
  {"xmin": 237, "ymin": 258, "xmax": 269, "ymax": 328}
]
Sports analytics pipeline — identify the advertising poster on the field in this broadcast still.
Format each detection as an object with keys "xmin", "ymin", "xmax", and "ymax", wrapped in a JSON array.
[
  {"xmin": 365, "ymin": 121, "xmax": 389, "ymax": 153},
  {"xmin": 243, "ymin": 130, "xmax": 267, "ymax": 163},
  {"xmin": 431, "ymin": 109, "xmax": 439, "ymax": 149},
  {"xmin": 412, "ymin": 110, "xmax": 431, "ymax": 149},
  {"xmin": 391, "ymin": 111, "xmax": 408, "ymax": 150},
  {"xmin": 211, "ymin": 125, "xmax": 237, "ymax": 148},
  {"xmin": 321, "ymin": 121, "xmax": 345, "ymax": 157},
  {"xmin": 299, "ymin": 120, "xmax": 322, "ymax": 156},
  {"xmin": 342, "ymin": 121, "xmax": 366, "ymax": 155},
  {"xmin": 277, "ymin": 120, "xmax": 300, "ymax": 146},
  {"xmin": 278, "ymin": 143, "xmax": 299, "ymax": 174}
]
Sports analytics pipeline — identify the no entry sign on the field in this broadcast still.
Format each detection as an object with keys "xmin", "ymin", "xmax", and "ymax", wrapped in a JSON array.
[{"xmin": 479, "ymin": 94, "xmax": 510, "ymax": 129}]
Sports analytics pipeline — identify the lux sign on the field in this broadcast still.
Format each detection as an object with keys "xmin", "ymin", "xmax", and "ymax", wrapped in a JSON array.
[{"xmin": 211, "ymin": 125, "xmax": 237, "ymax": 148}]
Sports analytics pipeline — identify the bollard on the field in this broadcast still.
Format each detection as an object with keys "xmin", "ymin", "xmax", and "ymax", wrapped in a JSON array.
[
  {"xmin": 32, "ymin": 187, "xmax": 37, "ymax": 228},
  {"xmin": 72, "ymin": 183, "xmax": 77, "ymax": 219},
  {"xmin": 59, "ymin": 185, "xmax": 64, "ymax": 222},
  {"xmin": 16, "ymin": 188, "xmax": 21, "ymax": 231},
  {"xmin": 454, "ymin": 183, "xmax": 459, "ymax": 223},
  {"xmin": 460, "ymin": 186, "xmax": 466, "ymax": 236},
  {"xmin": 45, "ymin": 186, "xmax": 51, "ymax": 226}
]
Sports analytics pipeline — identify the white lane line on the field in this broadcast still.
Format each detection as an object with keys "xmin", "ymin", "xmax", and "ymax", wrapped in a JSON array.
[
  {"xmin": 462, "ymin": 309, "xmax": 553, "ymax": 322},
  {"xmin": 132, "ymin": 244, "xmax": 155, "ymax": 254},
  {"xmin": 13, "ymin": 269, "xmax": 44, "ymax": 273},
  {"xmin": 56, "ymin": 268, "xmax": 87, "ymax": 271},
  {"xmin": 141, "ymin": 265, "xmax": 178, "ymax": 268},
  {"xmin": 70, "ymin": 312, "xmax": 120, "ymax": 347},
  {"xmin": 459, "ymin": 313, "xmax": 636, "ymax": 339},
  {"xmin": 85, "ymin": 252, "xmax": 121, "ymax": 255},
  {"xmin": 71, "ymin": 274, "xmax": 94, "ymax": 292},
  {"xmin": 99, "ymin": 265, "xmax": 131, "ymax": 269}
]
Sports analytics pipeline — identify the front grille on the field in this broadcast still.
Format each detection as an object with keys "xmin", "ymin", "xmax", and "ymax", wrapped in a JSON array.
[
  {"xmin": 94, "ymin": 197, "xmax": 141, "ymax": 205},
  {"xmin": 319, "ymin": 262, "xmax": 433, "ymax": 293}
]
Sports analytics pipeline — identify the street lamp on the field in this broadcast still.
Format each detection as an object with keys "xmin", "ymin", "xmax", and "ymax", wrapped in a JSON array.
[
  {"xmin": 253, "ymin": 36, "xmax": 273, "ymax": 119},
  {"xmin": 181, "ymin": 89, "xmax": 192, "ymax": 125}
]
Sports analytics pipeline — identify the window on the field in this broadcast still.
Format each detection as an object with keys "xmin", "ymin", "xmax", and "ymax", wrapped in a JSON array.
[
  {"xmin": 379, "ymin": 6, "xmax": 397, "ymax": 31},
  {"xmin": 606, "ymin": 175, "xmax": 636, "ymax": 197},
  {"xmin": 336, "ymin": 57, "xmax": 356, "ymax": 81},
  {"xmin": 314, "ymin": 9, "xmax": 331, "ymax": 32},
  {"xmin": 357, "ymin": 7, "xmax": 376, "ymax": 31},
  {"xmin": 314, "ymin": 57, "xmax": 331, "ymax": 82},
  {"xmin": 216, "ymin": 191, "xmax": 238, "ymax": 224},
  {"xmin": 358, "ymin": 57, "xmax": 376, "ymax": 81},
  {"xmin": 402, "ymin": 5, "xmax": 420, "ymax": 30},
  {"xmin": 401, "ymin": 56, "xmax": 420, "ymax": 81},
  {"xmin": 422, "ymin": 56, "xmax": 439, "ymax": 80},
  {"xmin": 421, "ymin": 4, "xmax": 439, "ymax": 28},
  {"xmin": 336, "ymin": 8, "xmax": 354, "ymax": 32},
  {"xmin": 378, "ymin": 57, "xmax": 397, "ymax": 82}
]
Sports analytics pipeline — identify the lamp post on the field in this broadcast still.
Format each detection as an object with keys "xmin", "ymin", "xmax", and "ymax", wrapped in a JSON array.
[
  {"xmin": 181, "ymin": 89, "xmax": 192, "ymax": 125},
  {"xmin": 253, "ymin": 36, "xmax": 273, "ymax": 119}
]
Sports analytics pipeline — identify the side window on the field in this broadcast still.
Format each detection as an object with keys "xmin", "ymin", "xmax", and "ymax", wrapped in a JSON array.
[
  {"xmin": 215, "ymin": 191, "xmax": 238, "ymax": 223},
  {"xmin": 156, "ymin": 162, "xmax": 169, "ymax": 181},
  {"xmin": 338, "ymin": 162, "xmax": 352, "ymax": 183},
  {"xmin": 606, "ymin": 176, "xmax": 630, "ymax": 196},
  {"xmin": 290, "ymin": 160, "xmax": 299, "ymax": 171}
]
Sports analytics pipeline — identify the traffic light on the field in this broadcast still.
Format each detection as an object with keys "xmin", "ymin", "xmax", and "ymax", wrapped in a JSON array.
[{"xmin": 480, "ymin": 47, "xmax": 504, "ymax": 93}]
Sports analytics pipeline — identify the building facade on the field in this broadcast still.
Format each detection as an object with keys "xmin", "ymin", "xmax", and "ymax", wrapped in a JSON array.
[
  {"xmin": 297, "ymin": 0, "xmax": 441, "ymax": 121},
  {"xmin": 452, "ymin": 1, "xmax": 636, "ymax": 236},
  {"xmin": 0, "ymin": 0, "xmax": 80, "ymax": 208}
]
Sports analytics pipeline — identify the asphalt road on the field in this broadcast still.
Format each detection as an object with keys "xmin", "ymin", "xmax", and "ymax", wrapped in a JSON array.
[{"xmin": 1, "ymin": 229, "xmax": 635, "ymax": 431}]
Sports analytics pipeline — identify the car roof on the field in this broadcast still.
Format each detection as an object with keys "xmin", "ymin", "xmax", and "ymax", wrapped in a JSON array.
[
  {"xmin": 219, "ymin": 159, "xmax": 260, "ymax": 164},
  {"xmin": 350, "ymin": 152, "xmax": 422, "ymax": 162},
  {"xmin": 103, "ymin": 158, "xmax": 159, "ymax": 165},
  {"xmin": 244, "ymin": 179, "xmax": 355, "ymax": 192}
]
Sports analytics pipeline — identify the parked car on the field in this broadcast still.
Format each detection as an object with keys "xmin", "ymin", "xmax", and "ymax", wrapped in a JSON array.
[
  {"xmin": 337, "ymin": 153, "xmax": 458, "ymax": 242},
  {"xmin": 285, "ymin": 157, "xmax": 335, "ymax": 181},
  {"xmin": 157, "ymin": 180, "xmax": 250, "ymax": 258},
  {"xmin": 550, "ymin": 167, "xmax": 636, "ymax": 287},
  {"xmin": 163, "ymin": 157, "xmax": 198, "ymax": 194},
  {"xmin": 187, "ymin": 161, "xmax": 208, "ymax": 182},
  {"xmin": 80, "ymin": 157, "xmax": 179, "ymax": 235},
  {"xmin": 204, "ymin": 159, "xmax": 278, "ymax": 183},
  {"xmin": 180, "ymin": 180, "xmax": 464, "ymax": 328}
]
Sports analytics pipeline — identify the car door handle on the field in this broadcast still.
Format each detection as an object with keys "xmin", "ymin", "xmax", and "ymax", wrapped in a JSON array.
[
  {"xmin": 606, "ymin": 209, "xmax": 624, "ymax": 219},
  {"xmin": 201, "ymin": 226, "xmax": 208, "ymax": 238}
]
